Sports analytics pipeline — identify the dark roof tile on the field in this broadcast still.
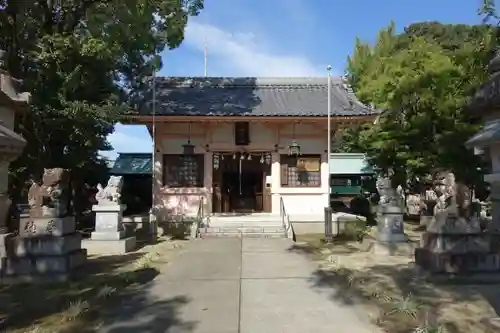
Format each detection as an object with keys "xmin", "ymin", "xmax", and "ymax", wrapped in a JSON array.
[
  {"xmin": 110, "ymin": 153, "xmax": 152, "ymax": 175},
  {"xmin": 135, "ymin": 77, "xmax": 379, "ymax": 117}
]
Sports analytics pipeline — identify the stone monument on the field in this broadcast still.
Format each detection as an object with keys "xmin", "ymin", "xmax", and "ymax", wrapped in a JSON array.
[
  {"xmin": 427, "ymin": 49, "xmax": 500, "ymax": 278},
  {"xmin": 376, "ymin": 176, "xmax": 408, "ymax": 241},
  {"xmin": 414, "ymin": 171, "xmax": 499, "ymax": 275},
  {"xmin": 2, "ymin": 168, "xmax": 87, "ymax": 282},
  {"xmin": 372, "ymin": 175, "xmax": 412, "ymax": 255},
  {"xmin": 83, "ymin": 176, "xmax": 136, "ymax": 254}
]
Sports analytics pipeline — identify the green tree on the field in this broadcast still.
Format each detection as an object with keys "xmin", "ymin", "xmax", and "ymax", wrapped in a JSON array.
[
  {"xmin": 480, "ymin": 0, "xmax": 499, "ymax": 22},
  {"xmin": 0, "ymin": 0, "xmax": 203, "ymax": 201},
  {"xmin": 343, "ymin": 23, "xmax": 494, "ymax": 188}
]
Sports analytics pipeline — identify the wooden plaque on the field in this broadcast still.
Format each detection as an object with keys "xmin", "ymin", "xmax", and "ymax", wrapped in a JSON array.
[{"xmin": 297, "ymin": 158, "xmax": 320, "ymax": 172}]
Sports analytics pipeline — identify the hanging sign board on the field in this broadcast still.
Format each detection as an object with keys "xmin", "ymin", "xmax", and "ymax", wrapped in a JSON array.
[{"xmin": 297, "ymin": 157, "xmax": 320, "ymax": 172}]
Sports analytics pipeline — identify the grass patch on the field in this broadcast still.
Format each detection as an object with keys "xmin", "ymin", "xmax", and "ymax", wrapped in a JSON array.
[
  {"xmin": 296, "ymin": 231, "xmax": 500, "ymax": 333},
  {"xmin": 0, "ymin": 237, "xmax": 182, "ymax": 333}
]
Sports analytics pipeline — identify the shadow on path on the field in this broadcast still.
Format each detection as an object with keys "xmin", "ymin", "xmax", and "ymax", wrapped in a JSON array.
[
  {"xmin": 290, "ymin": 238, "xmax": 500, "ymax": 333},
  {"xmin": 99, "ymin": 291, "xmax": 196, "ymax": 333}
]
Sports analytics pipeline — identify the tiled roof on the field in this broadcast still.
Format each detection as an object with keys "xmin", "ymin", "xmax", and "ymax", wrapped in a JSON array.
[
  {"xmin": 110, "ymin": 153, "xmax": 152, "ymax": 175},
  {"xmin": 134, "ymin": 77, "xmax": 380, "ymax": 117}
]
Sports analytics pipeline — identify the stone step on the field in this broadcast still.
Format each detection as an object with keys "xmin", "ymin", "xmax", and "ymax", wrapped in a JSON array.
[
  {"xmin": 199, "ymin": 231, "xmax": 286, "ymax": 238},
  {"xmin": 209, "ymin": 215, "xmax": 282, "ymax": 224},
  {"xmin": 200, "ymin": 226, "xmax": 285, "ymax": 234},
  {"xmin": 206, "ymin": 222, "xmax": 284, "ymax": 228}
]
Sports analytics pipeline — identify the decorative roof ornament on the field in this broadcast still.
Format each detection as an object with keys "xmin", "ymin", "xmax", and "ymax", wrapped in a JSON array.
[{"xmin": 341, "ymin": 74, "xmax": 349, "ymax": 91}]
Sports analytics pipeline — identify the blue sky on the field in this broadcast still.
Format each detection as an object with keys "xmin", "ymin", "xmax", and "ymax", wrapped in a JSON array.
[{"xmin": 101, "ymin": 0, "xmax": 484, "ymax": 160}]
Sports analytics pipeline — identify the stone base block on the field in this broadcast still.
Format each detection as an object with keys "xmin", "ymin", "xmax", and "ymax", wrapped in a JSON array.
[
  {"xmin": 371, "ymin": 240, "xmax": 416, "ymax": 257},
  {"xmin": 6, "ymin": 233, "xmax": 82, "ymax": 256},
  {"xmin": 0, "ymin": 233, "xmax": 14, "ymax": 258},
  {"xmin": 2, "ymin": 249, "xmax": 87, "ymax": 276},
  {"xmin": 377, "ymin": 232, "xmax": 408, "ymax": 243},
  {"xmin": 90, "ymin": 230, "xmax": 125, "ymax": 241},
  {"xmin": 420, "ymin": 232, "xmax": 490, "ymax": 253},
  {"xmin": 414, "ymin": 248, "xmax": 500, "ymax": 274},
  {"xmin": 19, "ymin": 216, "xmax": 76, "ymax": 237},
  {"xmin": 427, "ymin": 212, "xmax": 481, "ymax": 234},
  {"xmin": 83, "ymin": 237, "xmax": 136, "ymax": 255}
]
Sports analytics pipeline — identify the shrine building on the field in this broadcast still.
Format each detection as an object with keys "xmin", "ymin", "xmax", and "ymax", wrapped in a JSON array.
[{"xmin": 128, "ymin": 77, "xmax": 379, "ymax": 220}]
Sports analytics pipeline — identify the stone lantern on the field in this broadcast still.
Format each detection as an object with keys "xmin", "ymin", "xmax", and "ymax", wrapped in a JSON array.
[
  {"xmin": 0, "ymin": 52, "xmax": 30, "ymax": 237},
  {"xmin": 466, "ymin": 50, "xmax": 500, "ymax": 243},
  {"xmin": 413, "ymin": 51, "xmax": 500, "ymax": 276}
]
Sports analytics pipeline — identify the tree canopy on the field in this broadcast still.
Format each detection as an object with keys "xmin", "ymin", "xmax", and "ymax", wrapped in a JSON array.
[
  {"xmin": 341, "ymin": 22, "xmax": 496, "ymax": 187},
  {"xmin": 0, "ymin": 0, "xmax": 203, "ymax": 199}
]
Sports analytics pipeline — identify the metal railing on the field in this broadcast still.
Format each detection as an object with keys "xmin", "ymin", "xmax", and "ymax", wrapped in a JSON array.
[
  {"xmin": 279, "ymin": 197, "xmax": 293, "ymax": 239},
  {"xmin": 193, "ymin": 196, "xmax": 208, "ymax": 238}
]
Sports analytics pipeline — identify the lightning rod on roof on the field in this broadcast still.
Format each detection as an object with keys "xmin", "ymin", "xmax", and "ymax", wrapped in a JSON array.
[{"xmin": 204, "ymin": 34, "xmax": 208, "ymax": 77}]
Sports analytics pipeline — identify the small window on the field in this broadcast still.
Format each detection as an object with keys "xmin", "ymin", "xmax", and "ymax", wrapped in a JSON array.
[
  {"xmin": 163, "ymin": 154, "xmax": 204, "ymax": 187},
  {"xmin": 280, "ymin": 155, "xmax": 321, "ymax": 187},
  {"xmin": 234, "ymin": 122, "xmax": 250, "ymax": 145}
]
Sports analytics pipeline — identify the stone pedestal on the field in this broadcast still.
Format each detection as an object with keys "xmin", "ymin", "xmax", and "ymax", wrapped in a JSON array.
[
  {"xmin": 414, "ymin": 212, "xmax": 500, "ymax": 274},
  {"xmin": 83, "ymin": 204, "xmax": 136, "ymax": 255},
  {"xmin": 420, "ymin": 200, "xmax": 436, "ymax": 227},
  {"xmin": 0, "ymin": 215, "xmax": 87, "ymax": 283},
  {"xmin": 377, "ymin": 204, "xmax": 408, "ymax": 242},
  {"xmin": 375, "ymin": 204, "xmax": 411, "ymax": 255}
]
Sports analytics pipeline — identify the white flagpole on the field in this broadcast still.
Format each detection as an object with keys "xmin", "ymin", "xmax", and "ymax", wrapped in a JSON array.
[
  {"xmin": 325, "ymin": 65, "xmax": 333, "ymax": 241},
  {"xmin": 327, "ymin": 66, "xmax": 332, "ymax": 207},
  {"xmin": 150, "ymin": 66, "xmax": 158, "ymax": 239}
]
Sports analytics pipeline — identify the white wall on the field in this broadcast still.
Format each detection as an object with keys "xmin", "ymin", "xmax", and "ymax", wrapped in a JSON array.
[{"xmin": 154, "ymin": 121, "xmax": 328, "ymax": 218}]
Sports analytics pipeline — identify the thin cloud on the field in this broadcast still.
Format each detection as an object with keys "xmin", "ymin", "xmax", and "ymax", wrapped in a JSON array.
[
  {"xmin": 185, "ymin": 21, "xmax": 325, "ymax": 77},
  {"xmin": 104, "ymin": 15, "xmax": 332, "ymax": 158}
]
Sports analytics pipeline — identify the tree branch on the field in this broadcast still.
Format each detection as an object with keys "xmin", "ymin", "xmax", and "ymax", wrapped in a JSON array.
[{"xmin": 66, "ymin": 0, "xmax": 114, "ymax": 32}]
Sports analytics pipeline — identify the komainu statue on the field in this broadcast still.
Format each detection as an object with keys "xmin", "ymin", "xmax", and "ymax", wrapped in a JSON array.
[
  {"xmin": 432, "ymin": 172, "xmax": 474, "ymax": 218},
  {"xmin": 27, "ymin": 168, "xmax": 70, "ymax": 218},
  {"xmin": 95, "ymin": 176, "xmax": 123, "ymax": 205},
  {"xmin": 376, "ymin": 176, "xmax": 403, "ymax": 207},
  {"xmin": 428, "ymin": 171, "xmax": 480, "ymax": 233}
]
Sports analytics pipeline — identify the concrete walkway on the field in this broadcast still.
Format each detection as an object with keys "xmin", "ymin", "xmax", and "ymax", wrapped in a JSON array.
[{"xmin": 99, "ymin": 238, "xmax": 381, "ymax": 333}]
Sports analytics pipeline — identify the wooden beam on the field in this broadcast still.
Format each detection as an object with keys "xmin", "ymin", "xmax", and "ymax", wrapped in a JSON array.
[
  {"xmin": 260, "ymin": 122, "xmax": 286, "ymax": 132},
  {"xmin": 128, "ymin": 114, "xmax": 377, "ymax": 124},
  {"xmin": 281, "ymin": 134, "xmax": 326, "ymax": 139},
  {"xmin": 156, "ymin": 133, "xmax": 205, "ymax": 139}
]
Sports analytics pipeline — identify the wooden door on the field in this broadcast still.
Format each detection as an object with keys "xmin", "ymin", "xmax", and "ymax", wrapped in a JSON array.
[
  {"xmin": 212, "ymin": 153, "xmax": 223, "ymax": 213},
  {"xmin": 221, "ymin": 153, "xmax": 232, "ymax": 213}
]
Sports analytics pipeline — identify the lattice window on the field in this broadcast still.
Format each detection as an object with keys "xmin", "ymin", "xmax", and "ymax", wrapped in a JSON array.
[
  {"xmin": 331, "ymin": 178, "xmax": 349, "ymax": 186},
  {"xmin": 163, "ymin": 154, "xmax": 204, "ymax": 187},
  {"xmin": 280, "ymin": 155, "xmax": 321, "ymax": 187},
  {"xmin": 331, "ymin": 177, "xmax": 362, "ymax": 186}
]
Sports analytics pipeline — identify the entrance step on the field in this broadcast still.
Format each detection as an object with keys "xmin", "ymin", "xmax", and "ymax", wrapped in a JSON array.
[
  {"xmin": 200, "ymin": 231, "xmax": 285, "ymax": 238},
  {"xmin": 201, "ymin": 226, "xmax": 285, "ymax": 234},
  {"xmin": 199, "ymin": 214, "xmax": 286, "ymax": 238},
  {"xmin": 209, "ymin": 214, "xmax": 282, "ymax": 225}
]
